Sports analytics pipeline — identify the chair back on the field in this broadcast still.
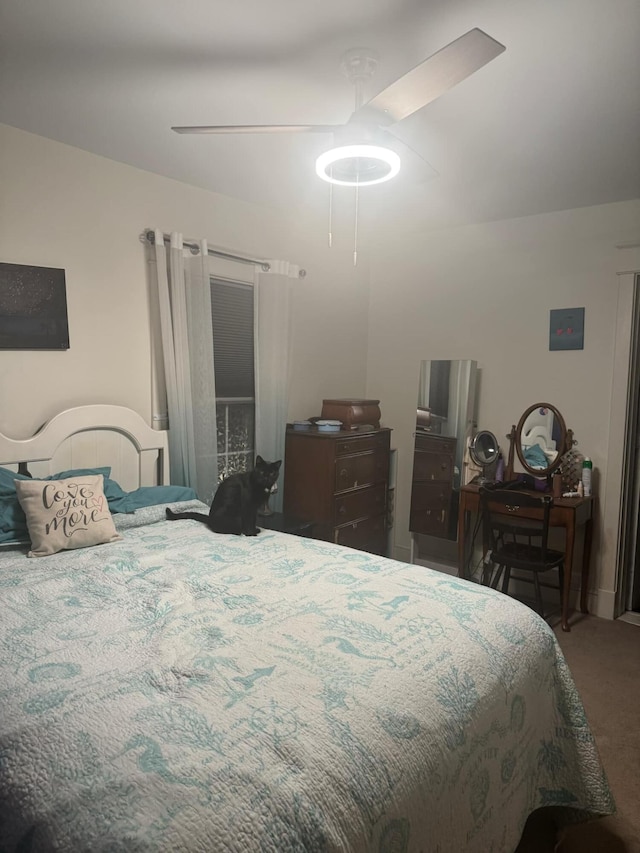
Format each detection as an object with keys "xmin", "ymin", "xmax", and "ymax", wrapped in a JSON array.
[{"xmin": 479, "ymin": 486, "xmax": 554, "ymax": 564}]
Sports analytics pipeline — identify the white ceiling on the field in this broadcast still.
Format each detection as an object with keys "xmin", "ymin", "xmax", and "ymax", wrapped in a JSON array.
[{"xmin": 1, "ymin": 0, "xmax": 639, "ymax": 232}]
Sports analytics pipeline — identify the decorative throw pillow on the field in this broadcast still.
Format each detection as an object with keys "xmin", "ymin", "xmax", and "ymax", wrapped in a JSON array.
[
  {"xmin": 0, "ymin": 465, "xmax": 132, "ymax": 544},
  {"xmin": 15, "ymin": 474, "xmax": 122, "ymax": 557}
]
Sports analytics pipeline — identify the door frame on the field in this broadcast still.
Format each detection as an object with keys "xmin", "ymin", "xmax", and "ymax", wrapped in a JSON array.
[{"xmin": 611, "ymin": 257, "xmax": 640, "ymax": 618}]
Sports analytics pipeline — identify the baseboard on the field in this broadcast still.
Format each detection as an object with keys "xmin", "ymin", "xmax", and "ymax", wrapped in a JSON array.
[
  {"xmin": 590, "ymin": 588, "xmax": 616, "ymax": 620},
  {"xmin": 412, "ymin": 556, "xmax": 459, "ymax": 577},
  {"xmin": 618, "ymin": 610, "xmax": 640, "ymax": 626},
  {"xmin": 393, "ymin": 544, "xmax": 411, "ymax": 563}
]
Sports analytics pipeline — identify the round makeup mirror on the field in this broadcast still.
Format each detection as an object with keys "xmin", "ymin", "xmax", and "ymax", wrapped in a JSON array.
[
  {"xmin": 469, "ymin": 430, "xmax": 499, "ymax": 484},
  {"xmin": 514, "ymin": 403, "xmax": 567, "ymax": 476}
]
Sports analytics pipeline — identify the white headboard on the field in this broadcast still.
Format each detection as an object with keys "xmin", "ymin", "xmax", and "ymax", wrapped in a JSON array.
[{"xmin": 0, "ymin": 405, "xmax": 169, "ymax": 491}]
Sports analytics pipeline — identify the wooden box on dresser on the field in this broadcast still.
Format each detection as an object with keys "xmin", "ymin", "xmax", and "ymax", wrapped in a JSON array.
[{"xmin": 283, "ymin": 426, "xmax": 392, "ymax": 556}]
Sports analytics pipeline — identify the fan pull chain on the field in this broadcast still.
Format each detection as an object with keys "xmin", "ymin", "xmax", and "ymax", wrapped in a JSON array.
[
  {"xmin": 353, "ymin": 181, "xmax": 359, "ymax": 266},
  {"xmin": 328, "ymin": 177, "xmax": 333, "ymax": 248}
]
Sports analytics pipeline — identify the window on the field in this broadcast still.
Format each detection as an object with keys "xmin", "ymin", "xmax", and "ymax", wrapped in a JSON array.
[{"xmin": 210, "ymin": 277, "xmax": 255, "ymax": 482}]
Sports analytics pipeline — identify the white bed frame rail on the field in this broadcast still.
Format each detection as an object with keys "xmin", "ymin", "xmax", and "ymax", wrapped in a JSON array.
[{"xmin": 0, "ymin": 405, "xmax": 169, "ymax": 491}]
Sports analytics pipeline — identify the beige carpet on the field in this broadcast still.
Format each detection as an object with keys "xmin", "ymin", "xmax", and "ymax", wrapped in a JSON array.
[{"xmin": 516, "ymin": 613, "xmax": 640, "ymax": 852}]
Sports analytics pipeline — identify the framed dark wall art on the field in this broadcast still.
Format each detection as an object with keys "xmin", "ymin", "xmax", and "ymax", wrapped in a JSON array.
[
  {"xmin": 549, "ymin": 307, "xmax": 585, "ymax": 351},
  {"xmin": 0, "ymin": 263, "xmax": 70, "ymax": 350}
]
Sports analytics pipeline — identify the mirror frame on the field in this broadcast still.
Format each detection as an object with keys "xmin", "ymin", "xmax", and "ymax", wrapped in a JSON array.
[
  {"xmin": 469, "ymin": 430, "xmax": 499, "ymax": 467},
  {"xmin": 514, "ymin": 402, "xmax": 567, "ymax": 477},
  {"xmin": 409, "ymin": 359, "xmax": 478, "ymax": 543}
]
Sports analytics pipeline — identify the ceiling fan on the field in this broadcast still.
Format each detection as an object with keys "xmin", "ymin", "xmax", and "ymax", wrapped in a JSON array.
[{"xmin": 172, "ymin": 28, "xmax": 505, "ymax": 187}]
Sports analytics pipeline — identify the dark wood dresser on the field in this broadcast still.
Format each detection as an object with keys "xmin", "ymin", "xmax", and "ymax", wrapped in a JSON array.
[
  {"xmin": 283, "ymin": 426, "xmax": 391, "ymax": 555},
  {"xmin": 409, "ymin": 432, "xmax": 458, "ymax": 539}
]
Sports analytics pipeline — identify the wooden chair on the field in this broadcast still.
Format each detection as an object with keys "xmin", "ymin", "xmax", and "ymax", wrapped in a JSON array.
[{"xmin": 479, "ymin": 486, "xmax": 564, "ymax": 619}]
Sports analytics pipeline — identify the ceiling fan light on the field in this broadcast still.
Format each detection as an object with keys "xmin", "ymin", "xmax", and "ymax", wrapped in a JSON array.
[{"xmin": 315, "ymin": 144, "xmax": 401, "ymax": 186}]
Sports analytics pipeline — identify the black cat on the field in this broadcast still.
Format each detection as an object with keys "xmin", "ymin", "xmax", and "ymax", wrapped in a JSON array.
[{"xmin": 166, "ymin": 456, "xmax": 282, "ymax": 536}]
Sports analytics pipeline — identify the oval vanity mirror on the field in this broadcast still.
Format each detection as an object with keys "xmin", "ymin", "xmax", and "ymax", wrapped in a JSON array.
[
  {"xmin": 469, "ymin": 430, "xmax": 499, "ymax": 484},
  {"xmin": 514, "ymin": 403, "xmax": 567, "ymax": 476}
]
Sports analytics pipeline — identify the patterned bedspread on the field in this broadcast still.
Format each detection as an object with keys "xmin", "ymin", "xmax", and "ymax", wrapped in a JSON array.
[{"xmin": 0, "ymin": 502, "xmax": 614, "ymax": 852}]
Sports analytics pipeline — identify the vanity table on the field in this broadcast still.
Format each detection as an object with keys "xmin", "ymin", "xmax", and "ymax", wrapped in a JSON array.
[
  {"xmin": 457, "ymin": 484, "xmax": 593, "ymax": 632},
  {"xmin": 458, "ymin": 402, "xmax": 592, "ymax": 632}
]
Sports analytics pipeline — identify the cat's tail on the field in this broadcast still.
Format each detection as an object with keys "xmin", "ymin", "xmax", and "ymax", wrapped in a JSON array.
[{"xmin": 166, "ymin": 508, "xmax": 210, "ymax": 523}]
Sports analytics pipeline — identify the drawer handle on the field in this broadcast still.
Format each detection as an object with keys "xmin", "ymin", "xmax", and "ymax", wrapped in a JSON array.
[
  {"xmin": 340, "ymin": 468, "xmax": 348, "ymax": 479},
  {"xmin": 338, "ymin": 505, "xmax": 346, "ymax": 514}
]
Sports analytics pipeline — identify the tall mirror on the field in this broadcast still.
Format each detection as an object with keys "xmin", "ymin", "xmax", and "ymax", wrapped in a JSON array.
[{"xmin": 409, "ymin": 360, "xmax": 478, "ymax": 544}]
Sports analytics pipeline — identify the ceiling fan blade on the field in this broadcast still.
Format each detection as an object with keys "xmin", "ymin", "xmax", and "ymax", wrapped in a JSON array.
[
  {"xmin": 359, "ymin": 28, "xmax": 505, "ymax": 125},
  {"xmin": 384, "ymin": 131, "xmax": 439, "ymax": 181},
  {"xmin": 172, "ymin": 124, "xmax": 339, "ymax": 134}
]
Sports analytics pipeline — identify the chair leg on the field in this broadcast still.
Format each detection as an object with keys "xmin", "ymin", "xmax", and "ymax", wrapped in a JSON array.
[
  {"xmin": 532, "ymin": 571, "xmax": 544, "ymax": 617},
  {"xmin": 491, "ymin": 565, "xmax": 504, "ymax": 589},
  {"xmin": 558, "ymin": 562, "xmax": 565, "ymax": 611}
]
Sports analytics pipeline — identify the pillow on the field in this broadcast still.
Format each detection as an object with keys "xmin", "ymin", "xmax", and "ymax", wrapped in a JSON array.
[
  {"xmin": 15, "ymin": 474, "xmax": 122, "ymax": 558},
  {"xmin": 523, "ymin": 443, "xmax": 550, "ymax": 469},
  {"xmin": 119, "ymin": 485, "xmax": 198, "ymax": 512},
  {"xmin": 0, "ymin": 467, "xmax": 34, "ymax": 543},
  {"xmin": 0, "ymin": 465, "xmax": 129, "ymax": 543},
  {"xmin": 51, "ymin": 467, "xmax": 130, "ymax": 504}
]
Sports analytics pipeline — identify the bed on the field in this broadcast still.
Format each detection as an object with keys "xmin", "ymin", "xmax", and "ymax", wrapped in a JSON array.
[{"xmin": 0, "ymin": 405, "xmax": 614, "ymax": 852}]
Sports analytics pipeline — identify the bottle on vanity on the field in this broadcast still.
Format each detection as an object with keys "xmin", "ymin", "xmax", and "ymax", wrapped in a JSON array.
[{"xmin": 582, "ymin": 457, "xmax": 593, "ymax": 497}]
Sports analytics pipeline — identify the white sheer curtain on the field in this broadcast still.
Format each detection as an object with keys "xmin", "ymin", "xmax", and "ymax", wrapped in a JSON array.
[
  {"xmin": 254, "ymin": 261, "xmax": 298, "ymax": 512},
  {"xmin": 148, "ymin": 231, "xmax": 218, "ymax": 502}
]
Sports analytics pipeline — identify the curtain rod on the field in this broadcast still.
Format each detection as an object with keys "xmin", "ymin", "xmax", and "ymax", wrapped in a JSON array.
[{"xmin": 141, "ymin": 230, "xmax": 306, "ymax": 277}]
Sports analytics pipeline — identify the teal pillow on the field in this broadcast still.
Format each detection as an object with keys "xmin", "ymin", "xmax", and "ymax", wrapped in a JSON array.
[
  {"xmin": 118, "ymin": 485, "xmax": 198, "ymax": 513},
  {"xmin": 523, "ymin": 444, "xmax": 549, "ymax": 469},
  {"xmin": 0, "ymin": 467, "xmax": 34, "ymax": 543}
]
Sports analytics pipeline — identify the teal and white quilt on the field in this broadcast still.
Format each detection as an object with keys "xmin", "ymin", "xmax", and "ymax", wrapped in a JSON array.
[{"xmin": 0, "ymin": 501, "xmax": 614, "ymax": 852}]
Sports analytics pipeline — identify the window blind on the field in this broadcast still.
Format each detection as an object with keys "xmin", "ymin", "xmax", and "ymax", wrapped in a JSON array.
[{"xmin": 210, "ymin": 278, "xmax": 254, "ymax": 398}]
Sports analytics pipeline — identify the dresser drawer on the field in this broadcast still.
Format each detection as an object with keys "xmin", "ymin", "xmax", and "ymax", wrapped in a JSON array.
[
  {"xmin": 335, "ymin": 432, "xmax": 389, "ymax": 456},
  {"xmin": 414, "ymin": 433, "xmax": 456, "ymax": 456},
  {"xmin": 335, "ymin": 452, "xmax": 389, "ymax": 492},
  {"xmin": 334, "ymin": 514, "xmax": 387, "ymax": 555},
  {"xmin": 334, "ymin": 483, "xmax": 386, "ymax": 525},
  {"xmin": 283, "ymin": 426, "xmax": 392, "ymax": 556},
  {"xmin": 412, "ymin": 450, "xmax": 454, "ymax": 482},
  {"xmin": 409, "ymin": 482, "xmax": 454, "ymax": 537}
]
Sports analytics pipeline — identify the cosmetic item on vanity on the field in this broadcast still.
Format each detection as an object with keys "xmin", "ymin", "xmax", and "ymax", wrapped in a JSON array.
[{"xmin": 582, "ymin": 457, "xmax": 592, "ymax": 497}]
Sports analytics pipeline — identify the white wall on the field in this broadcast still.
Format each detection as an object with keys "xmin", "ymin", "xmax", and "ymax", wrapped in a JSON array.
[
  {"xmin": 366, "ymin": 200, "xmax": 640, "ymax": 615},
  {"xmin": 3, "ymin": 123, "xmax": 639, "ymax": 618},
  {"xmin": 0, "ymin": 124, "xmax": 369, "ymax": 438}
]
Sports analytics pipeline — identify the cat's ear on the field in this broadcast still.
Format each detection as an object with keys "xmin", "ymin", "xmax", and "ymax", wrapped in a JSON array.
[
  {"xmin": 274, "ymin": 460, "xmax": 282, "ymax": 470},
  {"xmin": 255, "ymin": 455, "xmax": 264, "ymax": 466}
]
